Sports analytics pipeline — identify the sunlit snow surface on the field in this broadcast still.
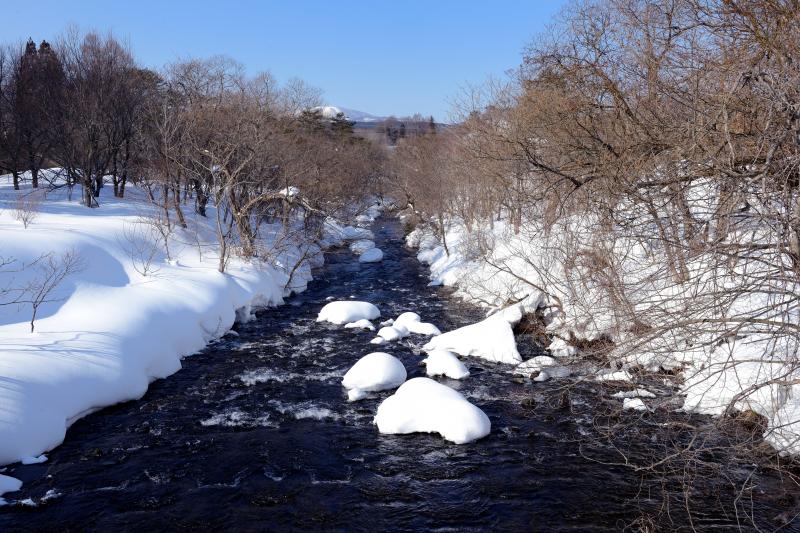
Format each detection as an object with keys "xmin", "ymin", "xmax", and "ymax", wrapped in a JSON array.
[{"xmin": 0, "ymin": 216, "xmax": 795, "ymax": 530}]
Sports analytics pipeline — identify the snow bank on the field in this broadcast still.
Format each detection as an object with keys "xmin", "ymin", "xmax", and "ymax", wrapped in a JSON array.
[
  {"xmin": 316, "ymin": 301, "xmax": 380, "ymax": 325},
  {"xmin": 406, "ymin": 178, "xmax": 800, "ymax": 455},
  {"xmin": 341, "ymin": 352, "xmax": 407, "ymax": 401},
  {"xmin": 423, "ymin": 314, "xmax": 521, "ymax": 364},
  {"xmin": 422, "ymin": 350, "xmax": 470, "ymax": 379},
  {"xmin": 374, "ymin": 377, "xmax": 490, "ymax": 444},
  {"xmin": 358, "ymin": 247, "xmax": 384, "ymax": 263},
  {"xmin": 0, "ymin": 174, "xmax": 324, "ymax": 466}
]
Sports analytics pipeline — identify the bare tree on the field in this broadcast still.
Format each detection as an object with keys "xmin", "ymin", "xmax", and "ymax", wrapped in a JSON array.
[{"xmin": 13, "ymin": 188, "xmax": 43, "ymax": 228}]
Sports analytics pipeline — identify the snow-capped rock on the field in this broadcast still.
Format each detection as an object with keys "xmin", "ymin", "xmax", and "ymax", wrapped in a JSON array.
[
  {"xmin": 358, "ymin": 248, "xmax": 384, "ymax": 263},
  {"xmin": 374, "ymin": 377, "xmax": 490, "ymax": 444},
  {"xmin": 422, "ymin": 350, "xmax": 470, "ymax": 380},
  {"xmin": 317, "ymin": 301, "xmax": 381, "ymax": 325},
  {"xmin": 349, "ymin": 239, "xmax": 376, "ymax": 256},
  {"xmin": 344, "ymin": 319, "xmax": 376, "ymax": 331},
  {"xmin": 342, "ymin": 352, "xmax": 407, "ymax": 401}
]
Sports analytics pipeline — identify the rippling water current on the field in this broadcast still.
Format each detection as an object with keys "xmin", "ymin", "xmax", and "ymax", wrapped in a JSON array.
[{"xmin": 1, "ymin": 218, "xmax": 797, "ymax": 531}]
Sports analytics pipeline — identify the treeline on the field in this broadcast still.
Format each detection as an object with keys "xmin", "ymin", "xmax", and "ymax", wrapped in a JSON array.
[
  {"xmin": 376, "ymin": 114, "xmax": 437, "ymax": 145},
  {"xmin": 391, "ymin": 0, "xmax": 799, "ymax": 408},
  {"xmin": 0, "ymin": 31, "xmax": 384, "ymax": 267}
]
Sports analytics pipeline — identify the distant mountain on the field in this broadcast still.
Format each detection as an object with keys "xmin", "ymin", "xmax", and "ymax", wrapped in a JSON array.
[{"xmin": 337, "ymin": 107, "xmax": 387, "ymax": 123}]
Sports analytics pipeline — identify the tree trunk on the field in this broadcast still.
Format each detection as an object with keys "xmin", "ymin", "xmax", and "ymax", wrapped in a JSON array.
[
  {"xmin": 83, "ymin": 178, "xmax": 95, "ymax": 207},
  {"xmin": 790, "ymin": 192, "xmax": 800, "ymax": 270},
  {"xmin": 12, "ymin": 171, "xmax": 20, "ymax": 191},
  {"xmin": 93, "ymin": 175, "xmax": 103, "ymax": 198},
  {"xmin": 173, "ymin": 186, "xmax": 187, "ymax": 229},
  {"xmin": 192, "ymin": 179, "xmax": 208, "ymax": 217},
  {"xmin": 437, "ymin": 213, "xmax": 449, "ymax": 255},
  {"xmin": 119, "ymin": 173, "xmax": 127, "ymax": 198}
]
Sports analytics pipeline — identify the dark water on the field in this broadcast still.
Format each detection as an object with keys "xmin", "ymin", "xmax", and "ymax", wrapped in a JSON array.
[{"xmin": 1, "ymin": 218, "xmax": 797, "ymax": 532}]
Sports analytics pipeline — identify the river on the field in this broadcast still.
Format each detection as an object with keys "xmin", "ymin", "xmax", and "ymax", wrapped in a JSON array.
[{"xmin": 0, "ymin": 217, "xmax": 795, "ymax": 531}]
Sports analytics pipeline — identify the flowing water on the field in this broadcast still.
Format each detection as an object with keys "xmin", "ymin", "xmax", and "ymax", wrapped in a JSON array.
[{"xmin": 1, "ymin": 218, "xmax": 797, "ymax": 531}]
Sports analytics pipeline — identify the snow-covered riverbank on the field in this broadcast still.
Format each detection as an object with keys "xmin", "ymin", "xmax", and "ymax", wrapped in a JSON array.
[
  {"xmin": 405, "ymin": 215, "xmax": 800, "ymax": 457},
  {"xmin": 0, "ymin": 174, "xmax": 376, "ymax": 470}
]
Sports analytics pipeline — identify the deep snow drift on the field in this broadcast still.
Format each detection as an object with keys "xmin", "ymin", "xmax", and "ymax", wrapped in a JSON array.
[
  {"xmin": 374, "ymin": 377, "xmax": 491, "ymax": 444},
  {"xmin": 0, "ymin": 173, "xmax": 332, "ymax": 466}
]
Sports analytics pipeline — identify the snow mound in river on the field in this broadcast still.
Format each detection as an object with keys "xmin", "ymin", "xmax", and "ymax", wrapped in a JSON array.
[
  {"xmin": 374, "ymin": 377, "xmax": 490, "ymax": 444},
  {"xmin": 0, "ymin": 474, "xmax": 22, "ymax": 506},
  {"xmin": 395, "ymin": 312, "xmax": 441, "ymax": 336},
  {"xmin": 349, "ymin": 239, "xmax": 376, "ymax": 255},
  {"xmin": 358, "ymin": 247, "xmax": 384, "ymax": 263},
  {"xmin": 376, "ymin": 323, "xmax": 409, "ymax": 342},
  {"xmin": 341, "ymin": 226, "xmax": 374, "ymax": 241},
  {"xmin": 342, "ymin": 352, "xmax": 407, "ymax": 401},
  {"xmin": 344, "ymin": 318, "xmax": 375, "ymax": 331},
  {"xmin": 422, "ymin": 350, "xmax": 470, "ymax": 380},
  {"xmin": 423, "ymin": 314, "xmax": 521, "ymax": 364},
  {"xmin": 317, "ymin": 301, "xmax": 380, "ymax": 325}
]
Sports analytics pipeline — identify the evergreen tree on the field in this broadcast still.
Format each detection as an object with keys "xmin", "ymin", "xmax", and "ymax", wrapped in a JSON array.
[
  {"xmin": 330, "ymin": 111, "xmax": 355, "ymax": 139},
  {"xmin": 10, "ymin": 38, "xmax": 64, "ymax": 188}
]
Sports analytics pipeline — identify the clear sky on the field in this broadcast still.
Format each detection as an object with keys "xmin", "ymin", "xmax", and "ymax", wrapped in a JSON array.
[{"xmin": 0, "ymin": 0, "xmax": 566, "ymax": 121}]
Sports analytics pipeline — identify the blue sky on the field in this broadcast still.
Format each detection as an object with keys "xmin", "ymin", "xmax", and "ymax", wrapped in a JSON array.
[{"xmin": 1, "ymin": 0, "xmax": 565, "ymax": 120}]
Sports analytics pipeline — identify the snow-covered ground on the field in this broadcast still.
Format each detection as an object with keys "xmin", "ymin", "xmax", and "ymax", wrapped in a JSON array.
[
  {"xmin": 0, "ymin": 172, "xmax": 345, "ymax": 467},
  {"xmin": 406, "ymin": 209, "xmax": 800, "ymax": 456}
]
